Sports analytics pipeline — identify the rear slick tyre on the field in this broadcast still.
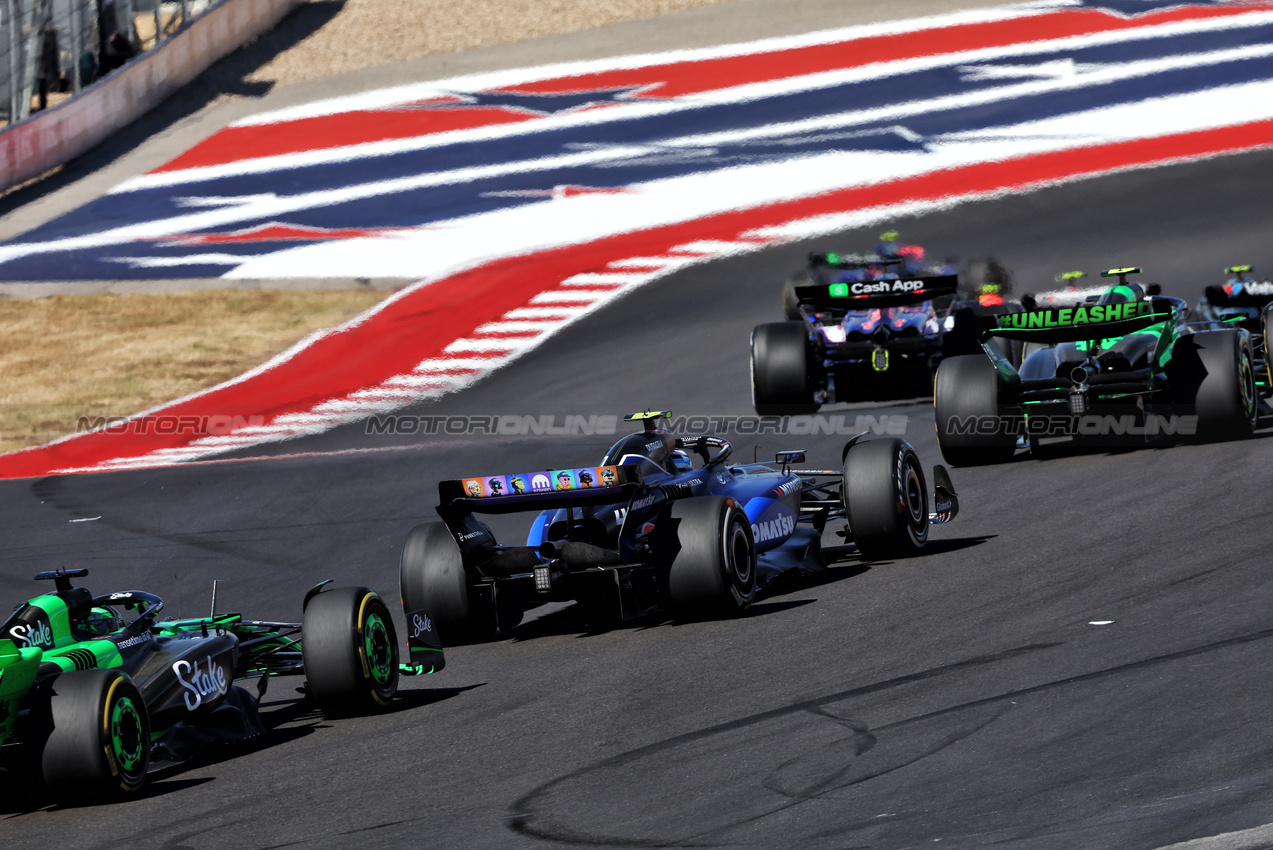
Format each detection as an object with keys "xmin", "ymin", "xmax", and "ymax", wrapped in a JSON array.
[
  {"xmin": 842, "ymin": 438, "xmax": 930, "ymax": 560},
  {"xmin": 41, "ymin": 668, "xmax": 150, "ymax": 801},
  {"xmin": 400, "ymin": 522, "xmax": 497, "ymax": 645},
  {"xmin": 934, "ymin": 354, "xmax": 1017, "ymax": 466},
  {"xmin": 751, "ymin": 322, "xmax": 820, "ymax": 415},
  {"xmin": 1171, "ymin": 330, "xmax": 1257, "ymax": 441},
  {"xmin": 655, "ymin": 496, "xmax": 757, "ymax": 618}
]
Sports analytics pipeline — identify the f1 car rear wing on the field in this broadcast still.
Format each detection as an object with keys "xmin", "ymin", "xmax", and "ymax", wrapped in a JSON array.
[
  {"xmin": 1203, "ymin": 281, "xmax": 1273, "ymax": 309},
  {"xmin": 438, "ymin": 463, "xmax": 645, "ymax": 515},
  {"xmin": 795, "ymin": 273, "xmax": 959, "ymax": 310},
  {"xmin": 980, "ymin": 298, "xmax": 1175, "ymax": 344}
]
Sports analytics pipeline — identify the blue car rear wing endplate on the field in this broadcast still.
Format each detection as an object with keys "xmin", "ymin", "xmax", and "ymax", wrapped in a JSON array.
[{"xmin": 795, "ymin": 273, "xmax": 958, "ymax": 310}]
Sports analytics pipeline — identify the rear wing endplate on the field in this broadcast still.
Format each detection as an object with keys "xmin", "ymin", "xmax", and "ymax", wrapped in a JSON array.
[{"xmin": 1204, "ymin": 283, "xmax": 1273, "ymax": 309}]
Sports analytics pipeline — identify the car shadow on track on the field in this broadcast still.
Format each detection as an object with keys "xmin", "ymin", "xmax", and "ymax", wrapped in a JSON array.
[
  {"xmin": 496, "ymin": 538, "xmax": 999, "ymax": 644},
  {"xmin": 0, "ymin": 764, "xmax": 214, "ymax": 815},
  {"xmin": 1024, "ymin": 424, "xmax": 1273, "ymax": 462},
  {"xmin": 0, "ymin": 682, "xmax": 479, "ymax": 814}
]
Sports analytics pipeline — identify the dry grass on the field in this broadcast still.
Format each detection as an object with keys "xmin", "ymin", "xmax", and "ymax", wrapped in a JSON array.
[
  {"xmin": 0, "ymin": 290, "xmax": 387, "ymax": 453},
  {"xmin": 250, "ymin": 0, "xmax": 733, "ymax": 87}
]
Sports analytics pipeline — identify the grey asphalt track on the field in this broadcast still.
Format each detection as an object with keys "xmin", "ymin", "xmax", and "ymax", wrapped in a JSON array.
[{"xmin": 2, "ymin": 144, "xmax": 1271, "ymax": 848}]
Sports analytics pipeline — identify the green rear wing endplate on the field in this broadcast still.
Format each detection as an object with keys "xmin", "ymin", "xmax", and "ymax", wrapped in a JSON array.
[{"xmin": 981, "ymin": 299, "xmax": 1173, "ymax": 344}]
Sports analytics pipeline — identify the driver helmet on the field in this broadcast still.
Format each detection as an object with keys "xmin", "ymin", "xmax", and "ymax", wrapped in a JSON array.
[
  {"xmin": 1097, "ymin": 283, "xmax": 1146, "ymax": 305},
  {"xmin": 897, "ymin": 244, "xmax": 926, "ymax": 275},
  {"xmin": 668, "ymin": 449, "xmax": 693, "ymax": 473},
  {"xmin": 875, "ymin": 230, "xmax": 901, "ymax": 256},
  {"xmin": 79, "ymin": 606, "xmax": 123, "ymax": 638}
]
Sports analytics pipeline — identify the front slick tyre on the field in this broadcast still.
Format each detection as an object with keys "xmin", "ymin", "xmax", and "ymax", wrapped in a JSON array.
[
  {"xmin": 41, "ymin": 668, "xmax": 150, "ymax": 801},
  {"xmin": 655, "ymin": 496, "xmax": 756, "ymax": 619},
  {"xmin": 843, "ymin": 437, "xmax": 929, "ymax": 560},
  {"xmin": 303, "ymin": 586, "xmax": 399, "ymax": 717}
]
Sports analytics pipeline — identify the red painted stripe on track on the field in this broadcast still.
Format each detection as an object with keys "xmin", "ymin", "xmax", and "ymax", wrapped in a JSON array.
[
  {"xmin": 512, "ymin": 6, "xmax": 1261, "ymax": 98},
  {"xmin": 157, "ymin": 108, "xmax": 534, "ymax": 172},
  {"xmin": 5, "ymin": 116, "xmax": 1273, "ymax": 478},
  {"xmin": 156, "ymin": 5, "xmax": 1268, "ymax": 173}
]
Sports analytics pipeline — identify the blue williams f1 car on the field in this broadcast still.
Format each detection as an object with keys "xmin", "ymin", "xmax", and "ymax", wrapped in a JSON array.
[{"xmin": 400, "ymin": 412, "xmax": 958, "ymax": 642}]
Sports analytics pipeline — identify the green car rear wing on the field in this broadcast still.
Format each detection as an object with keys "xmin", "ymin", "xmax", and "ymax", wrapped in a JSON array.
[{"xmin": 980, "ymin": 299, "xmax": 1174, "ymax": 344}]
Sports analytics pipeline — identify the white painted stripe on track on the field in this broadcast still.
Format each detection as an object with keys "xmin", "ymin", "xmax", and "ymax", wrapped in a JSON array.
[
  {"xmin": 500, "ymin": 307, "xmax": 588, "ymax": 319},
  {"xmin": 528, "ymin": 290, "xmax": 620, "ymax": 303},
  {"xmin": 472, "ymin": 320, "xmax": 556, "ymax": 333},
  {"xmin": 444, "ymin": 337, "xmax": 538, "ymax": 351},
  {"xmin": 608, "ymin": 256, "xmax": 701, "ymax": 270},
  {"xmin": 411, "ymin": 359, "xmax": 499, "ymax": 372},
  {"xmin": 670, "ymin": 240, "xmax": 765, "ymax": 255},
  {"xmin": 561, "ymin": 273, "xmax": 646, "ymax": 285}
]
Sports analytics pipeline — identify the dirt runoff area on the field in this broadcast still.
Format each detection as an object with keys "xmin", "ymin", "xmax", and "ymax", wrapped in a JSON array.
[
  {"xmin": 250, "ymin": 0, "xmax": 733, "ymax": 87},
  {"xmin": 0, "ymin": 0, "xmax": 734, "ymax": 453},
  {"xmin": 0, "ymin": 290, "xmax": 386, "ymax": 453}
]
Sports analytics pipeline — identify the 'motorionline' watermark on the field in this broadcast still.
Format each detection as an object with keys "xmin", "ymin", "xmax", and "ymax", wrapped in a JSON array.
[
  {"xmin": 942, "ymin": 414, "xmax": 1198, "ymax": 437},
  {"xmin": 73, "ymin": 412, "xmax": 913, "ymax": 440},
  {"xmin": 78, "ymin": 415, "xmax": 267, "ymax": 436},
  {"xmin": 362, "ymin": 413, "xmax": 910, "ymax": 437}
]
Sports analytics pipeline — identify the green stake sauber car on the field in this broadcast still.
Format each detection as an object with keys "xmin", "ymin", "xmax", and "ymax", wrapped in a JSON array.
[
  {"xmin": 934, "ymin": 267, "xmax": 1259, "ymax": 465},
  {"xmin": 0, "ymin": 568, "xmax": 443, "ymax": 801}
]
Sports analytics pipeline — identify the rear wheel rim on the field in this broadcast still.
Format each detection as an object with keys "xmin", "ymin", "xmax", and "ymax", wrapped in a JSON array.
[
  {"xmin": 724, "ymin": 515, "xmax": 753, "ymax": 590},
  {"xmin": 903, "ymin": 463, "xmax": 925, "ymax": 525},
  {"xmin": 900, "ymin": 452, "xmax": 929, "ymax": 544}
]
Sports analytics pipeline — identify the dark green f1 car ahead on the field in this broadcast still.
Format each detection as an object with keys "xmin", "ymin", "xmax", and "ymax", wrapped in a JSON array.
[
  {"xmin": 934, "ymin": 267, "xmax": 1259, "ymax": 465},
  {"xmin": 0, "ymin": 568, "xmax": 444, "ymax": 801}
]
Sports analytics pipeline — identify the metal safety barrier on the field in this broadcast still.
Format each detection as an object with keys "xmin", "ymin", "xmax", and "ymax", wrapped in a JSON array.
[
  {"xmin": 0, "ymin": 0, "xmax": 215, "ymax": 124},
  {"xmin": 0, "ymin": 0, "xmax": 300, "ymax": 193}
]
